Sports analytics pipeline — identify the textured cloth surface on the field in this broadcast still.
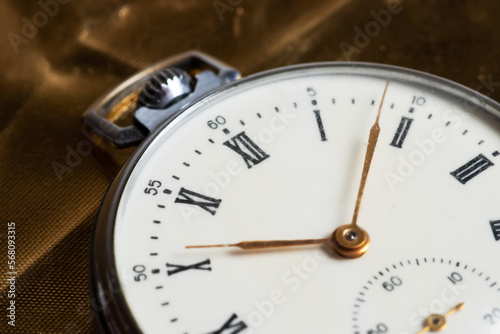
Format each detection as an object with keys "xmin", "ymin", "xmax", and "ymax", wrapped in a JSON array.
[{"xmin": 1, "ymin": 0, "xmax": 500, "ymax": 332}]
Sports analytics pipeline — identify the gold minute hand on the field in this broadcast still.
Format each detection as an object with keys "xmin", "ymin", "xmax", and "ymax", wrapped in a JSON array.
[
  {"xmin": 329, "ymin": 81, "xmax": 390, "ymax": 259},
  {"xmin": 351, "ymin": 81, "xmax": 388, "ymax": 226},
  {"xmin": 186, "ymin": 238, "xmax": 327, "ymax": 250}
]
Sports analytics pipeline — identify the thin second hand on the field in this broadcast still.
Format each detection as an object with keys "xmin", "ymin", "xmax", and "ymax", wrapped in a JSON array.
[
  {"xmin": 350, "ymin": 81, "xmax": 390, "ymax": 226},
  {"xmin": 415, "ymin": 302, "xmax": 466, "ymax": 334}
]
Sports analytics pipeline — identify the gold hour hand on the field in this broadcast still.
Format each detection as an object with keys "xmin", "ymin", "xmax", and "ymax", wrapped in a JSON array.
[{"xmin": 186, "ymin": 238, "xmax": 327, "ymax": 250}]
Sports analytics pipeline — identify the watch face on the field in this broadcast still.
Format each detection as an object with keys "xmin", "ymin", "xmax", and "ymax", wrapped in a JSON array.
[{"xmin": 91, "ymin": 63, "xmax": 500, "ymax": 333}]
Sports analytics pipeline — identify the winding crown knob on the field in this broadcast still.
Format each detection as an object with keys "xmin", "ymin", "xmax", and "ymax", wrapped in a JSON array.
[{"xmin": 136, "ymin": 67, "xmax": 193, "ymax": 109}]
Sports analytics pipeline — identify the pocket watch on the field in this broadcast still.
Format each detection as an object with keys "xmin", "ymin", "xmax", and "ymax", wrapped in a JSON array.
[{"xmin": 86, "ymin": 51, "xmax": 500, "ymax": 333}]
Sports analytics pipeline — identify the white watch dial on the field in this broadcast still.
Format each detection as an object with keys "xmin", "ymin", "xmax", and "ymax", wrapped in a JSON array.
[{"xmin": 103, "ymin": 64, "xmax": 500, "ymax": 334}]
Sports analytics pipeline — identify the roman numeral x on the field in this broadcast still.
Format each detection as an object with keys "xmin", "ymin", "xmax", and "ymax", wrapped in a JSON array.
[{"xmin": 166, "ymin": 259, "xmax": 211, "ymax": 276}]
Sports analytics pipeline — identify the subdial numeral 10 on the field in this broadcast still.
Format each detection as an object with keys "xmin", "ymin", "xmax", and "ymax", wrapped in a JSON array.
[{"xmin": 447, "ymin": 272, "xmax": 463, "ymax": 285}]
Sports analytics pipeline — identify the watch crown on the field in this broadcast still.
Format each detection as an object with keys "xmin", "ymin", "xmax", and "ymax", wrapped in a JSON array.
[{"xmin": 136, "ymin": 67, "xmax": 193, "ymax": 109}]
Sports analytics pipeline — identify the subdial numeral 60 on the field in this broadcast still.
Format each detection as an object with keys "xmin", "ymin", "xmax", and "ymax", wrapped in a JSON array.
[
  {"xmin": 382, "ymin": 276, "xmax": 403, "ymax": 292},
  {"xmin": 367, "ymin": 323, "xmax": 388, "ymax": 334}
]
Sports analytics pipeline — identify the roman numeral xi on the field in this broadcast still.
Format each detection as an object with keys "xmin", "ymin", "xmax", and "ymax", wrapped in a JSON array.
[
  {"xmin": 175, "ymin": 188, "xmax": 221, "ymax": 215},
  {"xmin": 223, "ymin": 131, "xmax": 270, "ymax": 169}
]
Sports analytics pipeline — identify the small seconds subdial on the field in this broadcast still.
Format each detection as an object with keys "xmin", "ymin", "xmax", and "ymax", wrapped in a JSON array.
[{"xmin": 353, "ymin": 257, "xmax": 500, "ymax": 334}]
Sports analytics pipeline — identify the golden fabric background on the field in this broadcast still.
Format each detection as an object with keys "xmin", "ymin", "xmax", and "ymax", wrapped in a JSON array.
[{"xmin": 1, "ymin": 0, "xmax": 500, "ymax": 332}]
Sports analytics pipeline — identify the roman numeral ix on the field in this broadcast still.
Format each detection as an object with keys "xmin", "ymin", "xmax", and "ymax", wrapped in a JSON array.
[
  {"xmin": 166, "ymin": 259, "xmax": 211, "ymax": 276},
  {"xmin": 223, "ymin": 131, "xmax": 270, "ymax": 169},
  {"xmin": 450, "ymin": 154, "xmax": 494, "ymax": 184},
  {"xmin": 390, "ymin": 116, "xmax": 413, "ymax": 148},
  {"xmin": 175, "ymin": 188, "xmax": 222, "ymax": 215},
  {"xmin": 207, "ymin": 314, "xmax": 247, "ymax": 334}
]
